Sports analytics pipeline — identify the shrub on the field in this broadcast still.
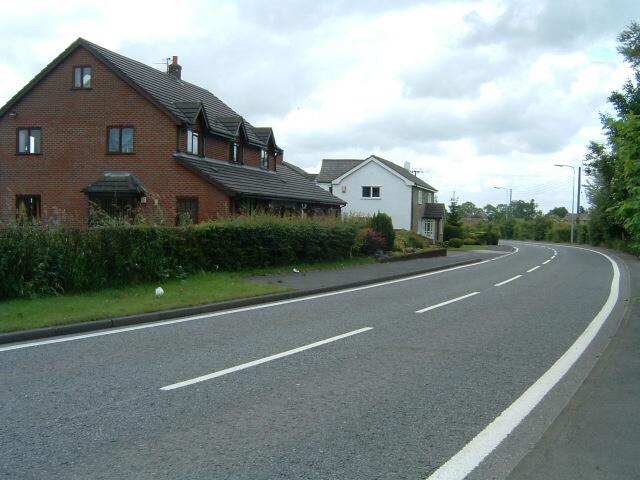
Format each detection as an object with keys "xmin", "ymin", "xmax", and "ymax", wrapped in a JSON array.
[
  {"xmin": 353, "ymin": 228, "xmax": 387, "ymax": 255},
  {"xmin": 0, "ymin": 216, "xmax": 358, "ymax": 300},
  {"xmin": 444, "ymin": 223, "xmax": 464, "ymax": 241},
  {"xmin": 447, "ymin": 237, "xmax": 464, "ymax": 248},
  {"xmin": 547, "ymin": 223, "xmax": 571, "ymax": 243},
  {"xmin": 394, "ymin": 230, "xmax": 426, "ymax": 251},
  {"xmin": 463, "ymin": 237, "xmax": 478, "ymax": 245},
  {"xmin": 369, "ymin": 212, "xmax": 394, "ymax": 250}
]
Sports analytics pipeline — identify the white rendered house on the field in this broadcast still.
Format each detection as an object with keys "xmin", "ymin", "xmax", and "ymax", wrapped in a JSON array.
[{"xmin": 316, "ymin": 155, "xmax": 445, "ymax": 242}]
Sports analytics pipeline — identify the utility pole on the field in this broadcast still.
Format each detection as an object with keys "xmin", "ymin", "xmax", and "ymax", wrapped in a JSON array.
[
  {"xmin": 576, "ymin": 167, "xmax": 581, "ymax": 215},
  {"xmin": 554, "ymin": 164, "xmax": 576, "ymax": 244}
]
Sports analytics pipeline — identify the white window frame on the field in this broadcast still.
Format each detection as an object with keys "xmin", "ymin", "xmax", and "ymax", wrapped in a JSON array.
[
  {"xmin": 421, "ymin": 219, "xmax": 435, "ymax": 238},
  {"xmin": 187, "ymin": 129, "xmax": 199, "ymax": 155},
  {"xmin": 418, "ymin": 190, "xmax": 424, "ymax": 204},
  {"xmin": 260, "ymin": 149, "xmax": 268, "ymax": 169},
  {"xmin": 362, "ymin": 186, "xmax": 381, "ymax": 199}
]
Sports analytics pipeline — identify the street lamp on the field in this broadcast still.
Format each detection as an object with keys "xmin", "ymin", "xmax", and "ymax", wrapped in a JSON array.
[
  {"xmin": 554, "ymin": 164, "xmax": 575, "ymax": 244},
  {"xmin": 493, "ymin": 186, "xmax": 511, "ymax": 219}
]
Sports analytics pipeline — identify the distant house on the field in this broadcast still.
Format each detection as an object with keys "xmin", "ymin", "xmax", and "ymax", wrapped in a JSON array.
[
  {"xmin": 0, "ymin": 38, "xmax": 344, "ymax": 227},
  {"xmin": 316, "ymin": 155, "xmax": 445, "ymax": 242}
]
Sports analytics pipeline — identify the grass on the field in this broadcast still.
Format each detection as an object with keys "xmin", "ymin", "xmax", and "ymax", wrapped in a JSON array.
[
  {"xmin": 447, "ymin": 244, "xmax": 490, "ymax": 251},
  {"xmin": 0, "ymin": 257, "xmax": 375, "ymax": 334}
]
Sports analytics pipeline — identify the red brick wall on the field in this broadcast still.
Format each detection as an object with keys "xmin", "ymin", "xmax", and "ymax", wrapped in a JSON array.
[{"xmin": 0, "ymin": 46, "xmax": 230, "ymax": 227}]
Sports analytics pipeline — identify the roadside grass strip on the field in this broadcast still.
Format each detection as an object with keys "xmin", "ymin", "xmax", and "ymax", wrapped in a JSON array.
[
  {"xmin": 1, "ymin": 248, "xmax": 521, "ymax": 352},
  {"xmin": 425, "ymin": 246, "xmax": 621, "ymax": 480},
  {"xmin": 494, "ymin": 275, "xmax": 522, "ymax": 287},
  {"xmin": 415, "ymin": 292, "xmax": 480, "ymax": 314},
  {"xmin": 160, "ymin": 327, "xmax": 373, "ymax": 391}
]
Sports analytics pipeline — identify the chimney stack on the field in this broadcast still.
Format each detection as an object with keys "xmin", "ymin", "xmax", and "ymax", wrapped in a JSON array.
[
  {"xmin": 168, "ymin": 55, "xmax": 182, "ymax": 80},
  {"xmin": 404, "ymin": 161, "xmax": 411, "ymax": 172}
]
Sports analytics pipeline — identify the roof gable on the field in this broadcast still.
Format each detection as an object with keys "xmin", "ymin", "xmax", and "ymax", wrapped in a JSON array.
[{"xmin": 0, "ymin": 38, "xmax": 277, "ymax": 150}]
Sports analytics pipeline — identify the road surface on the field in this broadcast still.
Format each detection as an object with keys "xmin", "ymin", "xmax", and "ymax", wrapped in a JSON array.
[{"xmin": 0, "ymin": 242, "xmax": 629, "ymax": 479}]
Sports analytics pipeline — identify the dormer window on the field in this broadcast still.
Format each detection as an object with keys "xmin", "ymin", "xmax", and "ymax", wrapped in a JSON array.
[
  {"xmin": 73, "ymin": 66, "xmax": 92, "ymax": 89},
  {"xmin": 187, "ymin": 129, "xmax": 199, "ymax": 155},
  {"xmin": 260, "ymin": 149, "xmax": 268, "ymax": 169}
]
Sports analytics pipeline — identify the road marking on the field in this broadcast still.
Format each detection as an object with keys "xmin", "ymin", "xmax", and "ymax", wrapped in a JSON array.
[
  {"xmin": 494, "ymin": 275, "xmax": 522, "ymax": 287},
  {"xmin": 1, "ymin": 248, "xmax": 521, "ymax": 353},
  {"xmin": 526, "ymin": 266, "xmax": 540, "ymax": 273},
  {"xmin": 425, "ymin": 246, "xmax": 621, "ymax": 480},
  {"xmin": 160, "ymin": 327, "xmax": 373, "ymax": 391},
  {"xmin": 415, "ymin": 292, "xmax": 480, "ymax": 314},
  {"xmin": 542, "ymin": 259, "xmax": 551, "ymax": 265}
]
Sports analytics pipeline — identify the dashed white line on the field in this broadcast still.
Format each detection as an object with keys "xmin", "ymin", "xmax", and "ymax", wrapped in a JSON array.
[
  {"xmin": 526, "ymin": 266, "xmax": 540, "ymax": 273},
  {"xmin": 542, "ymin": 259, "xmax": 551, "ymax": 265},
  {"xmin": 160, "ymin": 327, "xmax": 373, "ymax": 391},
  {"xmin": 415, "ymin": 292, "xmax": 480, "ymax": 314},
  {"xmin": 494, "ymin": 275, "xmax": 522, "ymax": 287}
]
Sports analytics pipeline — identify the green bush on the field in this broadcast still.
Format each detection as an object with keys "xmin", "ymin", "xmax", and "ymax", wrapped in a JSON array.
[
  {"xmin": 394, "ymin": 230, "xmax": 426, "ymax": 251},
  {"xmin": 444, "ymin": 224, "xmax": 464, "ymax": 241},
  {"xmin": 447, "ymin": 238, "xmax": 464, "ymax": 248},
  {"xmin": 547, "ymin": 223, "xmax": 571, "ymax": 243},
  {"xmin": 369, "ymin": 212, "xmax": 395, "ymax": 250},
  {"xmin": 0, "ymin": 217, "xmax": 358, "ymax": 300},
  {"xmin": 463, "ymin": 237, "xmax": 478, "ymax": 245}
]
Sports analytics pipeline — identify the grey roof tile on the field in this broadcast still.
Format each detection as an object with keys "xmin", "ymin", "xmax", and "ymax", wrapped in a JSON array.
[
  {"xmin": 317, "ymin": 155, "xmax": 437, "ymax": 191},
  {"xmin": 423, "ymin": 203, "xmax": 446, "ymax": 219},
  {"xmin": 176, "ymin": 154, "xmax": 345, "ymax": 205},
  {"xmin": 82, "ymin": 172, "xmax": 146, "ymax": 194}
]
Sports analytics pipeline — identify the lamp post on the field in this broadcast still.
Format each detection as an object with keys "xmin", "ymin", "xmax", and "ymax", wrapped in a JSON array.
[
  {"xmin": 554, "ymin": 164, "xmax": 575, "ymax": 244},
  {"xmin": 493, "ymin": 186, "xmax": 511, "ymax": 219}
]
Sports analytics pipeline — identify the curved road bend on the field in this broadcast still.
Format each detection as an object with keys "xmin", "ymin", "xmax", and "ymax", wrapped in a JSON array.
[{"xmin": 0, "ymin": 242, "xmax": 628, "ymax": 479}]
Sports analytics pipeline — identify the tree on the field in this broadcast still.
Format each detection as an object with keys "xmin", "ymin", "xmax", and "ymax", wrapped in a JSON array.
[
  {"xmin": 584, "ymin": 22, "xmax": 640, "ymax": 252},
  {"xmin": 547, "ymin": 206, "xmax": 569, "ymax": 218},
  {"xmin": 458, "ymin": 201, "xmax": 485, "ymax": 218},
  {"xmin": 483, "ymin": 204, "xmax": 499, "ymax": 220},
  {"xmin": 444, "ymin": 200, "xmax": 464, "ymax": 240},
  {"xmin": 510, "ymin": 199, "xmax": 538, "ymax": 220}
]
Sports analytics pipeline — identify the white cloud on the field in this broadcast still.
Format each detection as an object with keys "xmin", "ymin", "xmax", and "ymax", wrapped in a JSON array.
[{"xmin": 1, "ymin": 0, "xmax": 639, "ymax": 214}]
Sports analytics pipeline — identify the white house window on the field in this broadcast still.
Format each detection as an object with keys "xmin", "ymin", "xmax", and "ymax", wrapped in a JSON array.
[
  {"xmin": 187, "ymin": 129, "xmax": 199, "ymax": 155},
  {"xmin": 427, "ymin": 192, "xmax": 434, "ymax": 203},
  {"xmin": 418, "ymin": 190, "xmax": 424, "ymax": 204},
  {"xmin": 421, "ymin": 219, "xmax": 435, "ymax": 238},
  {"xmin": 362, "ymin": 186, "xmax": 380, "ymax": 198},
  {"xmin": 260, "ymin": 149, "xmax": 268, "ymax": 169}
]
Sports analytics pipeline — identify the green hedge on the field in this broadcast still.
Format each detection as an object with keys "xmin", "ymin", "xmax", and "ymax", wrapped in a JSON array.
[{"xmin": 0, "ymin": 218, "xmax": 357, "ymax": 299}]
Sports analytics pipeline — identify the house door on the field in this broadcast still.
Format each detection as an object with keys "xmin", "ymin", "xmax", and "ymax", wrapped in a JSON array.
[{"xmin": 421, "ymin": 219, "xmax": 435, "ymax": 240}]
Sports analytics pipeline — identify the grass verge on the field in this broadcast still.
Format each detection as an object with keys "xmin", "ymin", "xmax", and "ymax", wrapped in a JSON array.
[{"xmin": 0, "ymin": 257, "xmax": 375, "ymax": 334}]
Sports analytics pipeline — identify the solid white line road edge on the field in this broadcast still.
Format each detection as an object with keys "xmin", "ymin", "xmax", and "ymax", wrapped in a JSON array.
[
  {"xmin": 425, "ymin": 246, "xmax": 621, "ymax": 480},
  {"xmin": 526, "ymin": 266, "xmax": 540, "ymax": 273},
  {"xmin": 494, "ymin": 275, "xmax": 522, "ymax": 287},
  {"xmin": 160, "ymin": 327, "xmax": 373, "ymax": 391},
  {"xmin": 1, "ymin": 247, "xmax": 520, "ymax": 353},
  {"xmin": 416, "ymin": 292, "xmax": 480, "ymax": 314}
]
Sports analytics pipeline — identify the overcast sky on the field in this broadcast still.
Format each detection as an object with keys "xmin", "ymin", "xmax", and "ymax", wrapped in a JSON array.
[{"xmin": 2, "ymin": 0, "xmax": 639, "ymax": 212}]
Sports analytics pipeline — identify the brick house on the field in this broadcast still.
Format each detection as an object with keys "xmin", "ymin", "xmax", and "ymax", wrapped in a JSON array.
[{"xmin": 0, "ymin": 38, "xmax": 344, "ymax": 227}]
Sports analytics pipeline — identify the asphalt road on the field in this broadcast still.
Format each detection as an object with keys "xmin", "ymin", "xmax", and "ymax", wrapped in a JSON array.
[{"xmin": 0, "ymin": 242, "xmax": 629, "ymax": 479}]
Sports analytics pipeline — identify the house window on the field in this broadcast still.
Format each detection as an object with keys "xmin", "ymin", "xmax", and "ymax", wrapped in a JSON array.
[
  {"xmin": 186, "ymin": 129, "xmax": 200, "ymax": 155},
  {"xmin": 362, "ymin": 186, "xmax": 380, "ymax": 198},
  {"xmin": 418, "ymin": 190, "xmax": 424, "ymax": 204},
  {"xmin": 427, "ymin": 192, "xmax": 434, "ymax": 203},
  {"xmin": 176, "ymin": 197, "xmax": 198, "ymax": 225},
  {"xmin": 15, "ymin": 195, "xmax": 41, "ymax": 222},
  {"xmin": 260, "ymin": 149, "xmax": 268, "ymax": 169},
  {"xmin": 73, "ymin": 66, "xmax": 92, "ymax": 89},
  {"xmin": 108, "ymin": 127, "xmax": 134, "ymax": 153},
  {"xmin": 17, "ymin": 128, "xmax": 41, "ymax": 154},
  {"xmin": 230, "ymin": 142, "xmax": 240, "ymax": 163},
  {"xmin": 88, "ymin": 194, "xmax": 138, "ymax": 224},
  {"xmin": 421, "ymin": 219, "xmax": 435, "ymax": 238}
]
